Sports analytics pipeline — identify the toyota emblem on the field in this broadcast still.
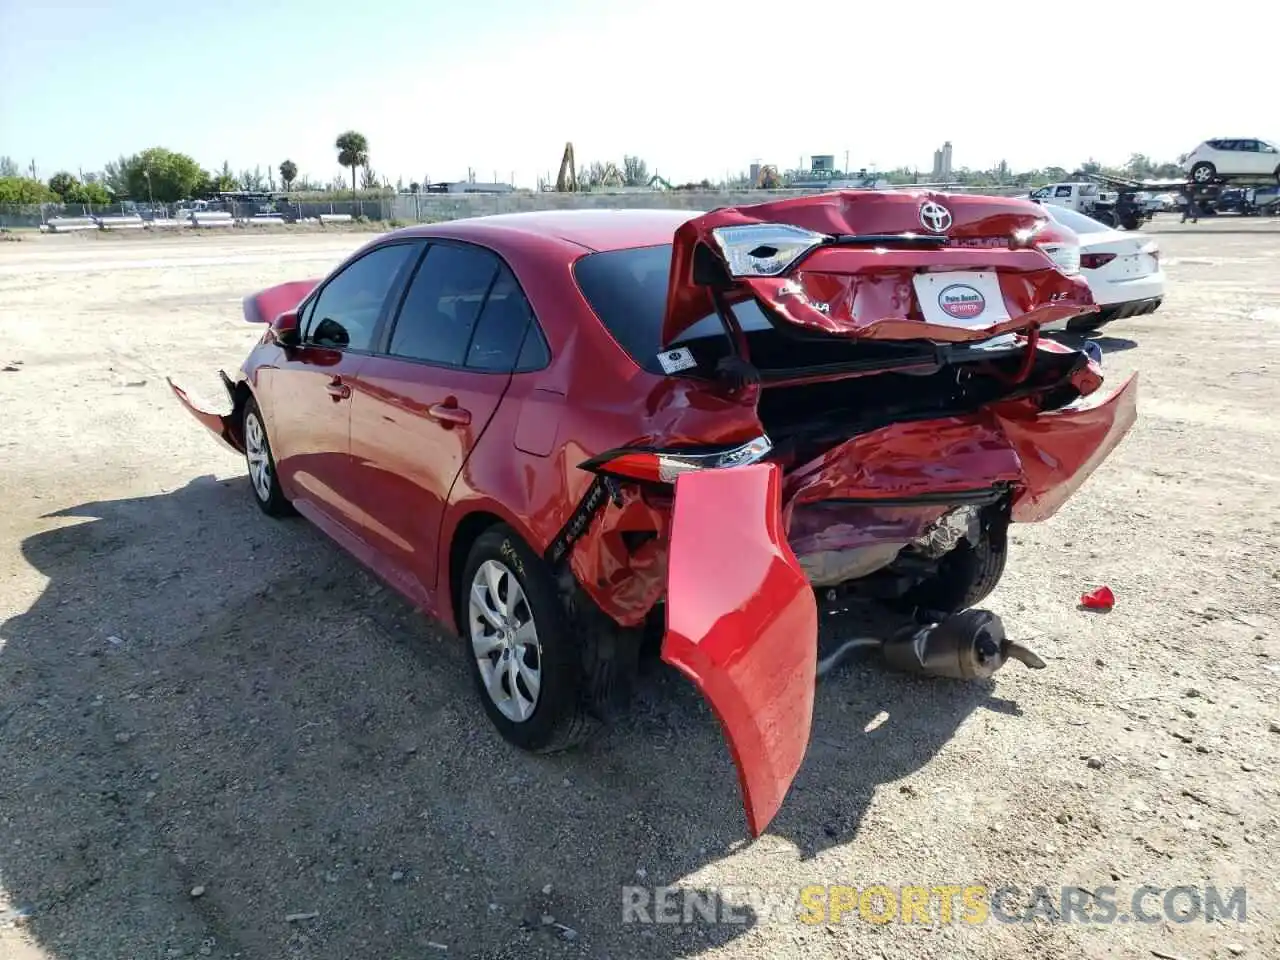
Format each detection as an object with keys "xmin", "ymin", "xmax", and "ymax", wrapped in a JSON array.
[{"xmin": 920, "ymin": 201, "xmax": 953, "ymax": 233}]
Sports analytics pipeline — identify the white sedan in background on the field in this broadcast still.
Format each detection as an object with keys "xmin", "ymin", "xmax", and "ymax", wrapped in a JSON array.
[{"xmin": 1037, "ymin": 203, "xmax": 1165, "ymax": 334}]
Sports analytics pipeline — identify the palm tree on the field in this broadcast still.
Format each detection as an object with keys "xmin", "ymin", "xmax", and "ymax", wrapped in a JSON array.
[
  {"xmin": 335, "ymin": 131, "xmax": 369, "ymax": 199},
  {"xmin": 279, "ymin": 160, "xmax": 298, "ymax": 192}
]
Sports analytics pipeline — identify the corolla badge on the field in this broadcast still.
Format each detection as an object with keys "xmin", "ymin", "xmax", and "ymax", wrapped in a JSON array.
[
  {"xmin": 919, "ymin": 201, "xmax": 953, "ymax": 233},
  {"xmin": 938, "ymin": 284, "xmax": 985, "ymax": 320}
]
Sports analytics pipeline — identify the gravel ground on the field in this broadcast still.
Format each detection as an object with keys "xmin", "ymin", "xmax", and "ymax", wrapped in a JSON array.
[{"xmin": 1, "ymin": 222, "xmax": 1277, "ymax": 960}]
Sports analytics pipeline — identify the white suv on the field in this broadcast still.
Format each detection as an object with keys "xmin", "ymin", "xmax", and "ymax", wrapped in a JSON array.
[{"xmin": 1182, "ymin": 139, "xmax": 1280, "ymax": 183}]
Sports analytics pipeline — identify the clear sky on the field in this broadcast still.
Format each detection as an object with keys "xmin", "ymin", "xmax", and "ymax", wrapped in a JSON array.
[{"xmin": 1, "ymin": 0, "xmax": 1274, "ymax": 188}]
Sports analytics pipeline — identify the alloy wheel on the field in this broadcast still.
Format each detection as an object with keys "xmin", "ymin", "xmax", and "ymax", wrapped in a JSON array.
[
  {"xmin": 469, "ymin": 559, "xmax": 542, "ymax": 722},
  {"xmin": 244, "ymin": 411, "xmax": 272, "ymax": 503}
]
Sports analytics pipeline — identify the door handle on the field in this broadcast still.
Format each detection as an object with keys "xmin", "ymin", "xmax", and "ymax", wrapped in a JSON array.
[
  {"xmin": 326, "ymin": 377, "xmax": 351, "ymax": 401},
  {"xmin": 426, "ymin": 399, "xmax": 472, "ymax": 427}
]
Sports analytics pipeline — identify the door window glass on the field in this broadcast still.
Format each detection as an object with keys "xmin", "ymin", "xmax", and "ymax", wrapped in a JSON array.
[
  {"xmin": 389, "ymin": 244, "xmax": 500, "ymax": 365},
  {"xmin": 305, "ymin": 243, "xmax": 417, "ymax": 350}
]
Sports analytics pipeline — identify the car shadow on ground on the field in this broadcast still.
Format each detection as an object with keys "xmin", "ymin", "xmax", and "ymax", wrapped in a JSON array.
[{"xmin": 0, "ymin": 475, "xmax": 1015, "ymax": 959}]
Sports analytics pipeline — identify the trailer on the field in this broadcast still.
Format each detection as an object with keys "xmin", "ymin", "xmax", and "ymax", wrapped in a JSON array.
[{"xmin": 1078, "ymin": 171, "xmax": 1280, "ymax": 223}]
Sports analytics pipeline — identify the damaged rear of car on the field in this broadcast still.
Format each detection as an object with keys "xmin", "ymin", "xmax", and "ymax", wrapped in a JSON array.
[
  {"xmin": 565, "ymin": 191, "xmax": 1136, "ymax": 835},
  {"xmin": 167, "ymin": 193, "xmax": 1135, "ymax": 841}
]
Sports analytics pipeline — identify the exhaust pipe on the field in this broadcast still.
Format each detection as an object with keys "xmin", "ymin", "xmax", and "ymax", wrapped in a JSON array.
[
  {"xmin": 815, "ymin": 609, "xmax": 1044, "ymax": 681},
  {"xmin": 881, "ymin": 609, "xmax": 1044, "ymax": 680}
]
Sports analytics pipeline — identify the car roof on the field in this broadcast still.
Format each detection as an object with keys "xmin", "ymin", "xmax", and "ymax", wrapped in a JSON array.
[{"xmin": 391, "ymin": 208, "xmax": 700, "ymax": 253}]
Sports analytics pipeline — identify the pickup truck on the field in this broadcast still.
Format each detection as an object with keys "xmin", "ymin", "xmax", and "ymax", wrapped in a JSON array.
[{"xmin": 1029, "ymin": 182, "xmax": 1148, "ymax": 230}]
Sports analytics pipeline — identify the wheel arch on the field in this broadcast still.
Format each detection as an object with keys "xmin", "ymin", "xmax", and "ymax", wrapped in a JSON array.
[
  {"xmin": 228, "ymin": 379, "xmax": 254, "ymax": 449},
  {"xmin": 443, "ymin": 505, "xmax": 536, "ymax": 634}
]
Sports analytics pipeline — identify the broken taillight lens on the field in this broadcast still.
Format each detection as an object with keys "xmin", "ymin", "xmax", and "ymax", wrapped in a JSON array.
[
  {"xmin": 580, "ymin": 435, "xmax": 774, "ymax": 485},
  {"xmin": 708, "ymin": 224, "xmax": 828, "ymax": 277},
  {"xmin": 1079, "ymin": 252, "xmax": 1117, "ymax": 270}
]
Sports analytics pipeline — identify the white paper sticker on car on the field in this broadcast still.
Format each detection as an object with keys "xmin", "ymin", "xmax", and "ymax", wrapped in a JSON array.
[
  {"xmin": 657, "ymin": 347, "xmax": 697, "ymax": 374},
  {"xmin": 912, "ymin": 271, "xmax": 1012, "ymax": 329}
]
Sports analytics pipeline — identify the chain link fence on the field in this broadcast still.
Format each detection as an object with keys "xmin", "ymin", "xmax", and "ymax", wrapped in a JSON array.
[{"xmin": 1, "ymin": 185, "xmax": 1033, "ymax": 231}]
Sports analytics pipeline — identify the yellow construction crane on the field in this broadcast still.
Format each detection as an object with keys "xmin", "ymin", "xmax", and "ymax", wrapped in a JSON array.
[{"xmin": 556, "ymin": 142, "xmax": 577, "ymax": 192}]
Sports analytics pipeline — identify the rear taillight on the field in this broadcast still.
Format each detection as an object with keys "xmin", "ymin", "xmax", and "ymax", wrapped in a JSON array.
[
  {"xmin": 709, "ymin": 224, "xmax": 828, "ymax": 277},
  {"xmin": 1079, "ymin": 252, "xmax": 1116, "ymax": 270},
  {"xmin": 580, "ymin": 435, "xmax": 773, "ymax": 485}
]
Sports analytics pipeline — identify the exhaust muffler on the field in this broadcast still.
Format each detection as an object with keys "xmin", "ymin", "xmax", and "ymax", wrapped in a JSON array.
[
  {"xmin": 881, "ymin": 609, "xmax": 1044, "ymax": 680},
  {"xmin": 815, "ymin": 609, "xmax": 1045, "ymax": 681}
]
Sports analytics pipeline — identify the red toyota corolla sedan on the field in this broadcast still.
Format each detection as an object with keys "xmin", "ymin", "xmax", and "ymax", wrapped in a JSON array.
[{"xmin": 170, "ymin": 191, "xmax": 1137, "ymax": 836}]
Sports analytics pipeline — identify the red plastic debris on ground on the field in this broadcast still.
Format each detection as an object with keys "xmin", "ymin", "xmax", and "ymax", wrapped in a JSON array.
[{"xmin": 1079, "ymin": 585, "xmax": 1116, "ymax": 611}]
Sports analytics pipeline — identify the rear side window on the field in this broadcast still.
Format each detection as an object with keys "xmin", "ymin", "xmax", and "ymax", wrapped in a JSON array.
[
  {"xmin": 1045, "ymin": 204, "xmax": 1111, "ymax": 234},
  {"xmin": 304, "ymin": 243, "xmax": 418, "ymax": 351},
  {"xmin": 467, "ymin": 266, "xmax": 540, "ymax": 372},
  {"xmin": 573, "ymin": 245, "xmax": 774, "ymax": 374},
  {"xmin": 389, "ymin": 243, "xmax": 499, "ymax": 365}
]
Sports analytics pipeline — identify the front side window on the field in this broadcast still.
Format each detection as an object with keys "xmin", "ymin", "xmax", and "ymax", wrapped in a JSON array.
[
  {"xmin": 305, "ymin": 243, "xmax": 417, "ymax": 351},
  {"xmin": 1053, "ymin": 185, "xmax": 1073, "ymax": 198}
]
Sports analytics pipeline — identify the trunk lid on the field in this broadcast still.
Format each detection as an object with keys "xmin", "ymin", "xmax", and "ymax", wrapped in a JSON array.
[{"xmin": 661, "ymin": 190, "xmax": 1094, "ymax": 348}]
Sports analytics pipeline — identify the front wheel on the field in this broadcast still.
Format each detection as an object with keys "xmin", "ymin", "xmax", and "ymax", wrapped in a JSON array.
[
  {"xmin": 243, "ymin": 398, "xmax": 294, "ymax": 517},
  {"xmin": 461, "ymin": 526, "xmax": 596, "ymax": 753}
]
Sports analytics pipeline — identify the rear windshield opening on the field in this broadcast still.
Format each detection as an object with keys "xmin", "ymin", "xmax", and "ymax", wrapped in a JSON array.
[{"xmin": 573, "ymin": 245, "xmax": 948, "ymax": 377}]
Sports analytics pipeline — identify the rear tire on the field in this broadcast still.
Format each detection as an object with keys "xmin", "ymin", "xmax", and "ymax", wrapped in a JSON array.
[
  {"xmin": 460, "ymin": 526, "xmax": 597, "ymax": 753},
  {"xmin": 243, "ymin": 398, "xmax": 294, "ymax": 517},
  {"xmin": 904, "ymin": 524, "xmax": 1008, "ymax": 614}
]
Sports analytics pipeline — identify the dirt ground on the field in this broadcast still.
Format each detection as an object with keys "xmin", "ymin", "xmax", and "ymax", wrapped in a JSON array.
[{"xmin": 1, "ymin": 222, "xmax": 1277, "ymax": 960}]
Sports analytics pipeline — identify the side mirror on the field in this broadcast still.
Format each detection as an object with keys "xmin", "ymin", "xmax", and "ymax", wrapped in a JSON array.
[{"xmin": 271, "ymin": 310, "xmax": 301, "ymax": 347}]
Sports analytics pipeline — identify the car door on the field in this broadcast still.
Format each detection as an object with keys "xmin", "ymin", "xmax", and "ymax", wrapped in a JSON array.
[
  {"xmin": 347, "ymin": 241, "xmax": 546, "ymax": 608},
  {"xmin": 1241, "ymin": 140, "xmax": 1274, "ymax": 175},
  {"xmin": 1257, "ymin": 141, "xmax": 1280, "ymax": 177},
  {"xmin": 266, "ymin": 240, "xmax": 421, "ymax": 531}
]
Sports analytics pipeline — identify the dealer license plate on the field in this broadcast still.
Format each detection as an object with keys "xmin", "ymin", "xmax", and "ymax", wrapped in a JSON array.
[{"xmin": 912, "ymin": 271, "xmax": 1011, "ymax": 329}]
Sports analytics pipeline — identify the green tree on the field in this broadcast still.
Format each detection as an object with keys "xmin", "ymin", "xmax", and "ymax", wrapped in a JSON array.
[
  {"xmin": 121, "ymin": 148, "xmax": 207, "ymax": 202},
  {"xmin": 102, "ymin": 156, "xmax": 130, "ymax": 196},
  {"xmin": 279, "ymin": 159, "xmax": 298, "ymax": 191},
  {"xmin": 0, "ymin": 176, "xmax": 56, "ymax": 203},
  {"xmin": 47, "ymin": 171, "xmax": 79, "ymax": 198},
  {"xmin": 335, "ymin": 130, "xmax": 369, "ymax": 199},
  {"xmin": 63, "ymin": 181, "xmax": 112, "ymax": 205},
  {"xmin": 0, "ymin": 156, "xmax": 20, "ymax": 177},
  {"xmin": 622, "ymin": 155, "xmax": 649, "ymax": 187}
]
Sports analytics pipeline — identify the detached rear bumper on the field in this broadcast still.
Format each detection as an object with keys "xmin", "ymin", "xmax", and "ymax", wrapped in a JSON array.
[{"xmin": 658, "ymin": 376, "xmax": 1138, "ymax": 838}]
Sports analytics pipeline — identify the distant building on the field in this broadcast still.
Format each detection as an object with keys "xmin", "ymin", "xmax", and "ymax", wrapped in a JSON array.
[
  {"xmin": 931, "ymin": 142, "xmax": 953, "ymax": 180},
  {"xmin": 811, "ymin": 154, "xmax": 835, "ymax": 172}
]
